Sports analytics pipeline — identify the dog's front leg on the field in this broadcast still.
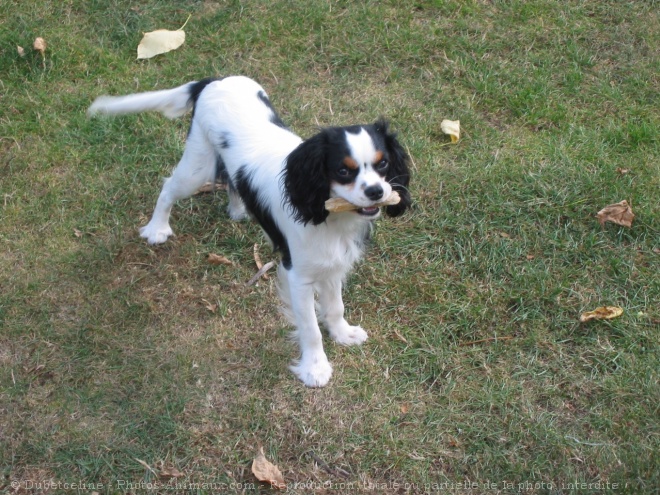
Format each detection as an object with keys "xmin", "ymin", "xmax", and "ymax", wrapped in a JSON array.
[
  {"xmin": 317, "ymin": 278, "xmax": 368, "ymax": 346},
  {"xmin": 286, "ymin": 270, "xmax": 333, "ymax": 387}
]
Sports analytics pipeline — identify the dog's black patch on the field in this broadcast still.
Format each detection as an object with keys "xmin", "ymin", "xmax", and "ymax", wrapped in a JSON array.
[
  {"xmin": 257, "ymin": 90, "xmax": 287, "ymax": 129},
  {"xmin": 187, "ymin": 77, "xmax": 224, "ymax": 122},
  {"xmin": 189, "ymin": 77, "xmax": 222, "ymax": 106},
  {"xmin": 219, "ymin": 131, "xmax": 231, "ymax": 149},
  {"xmin": 234, "ymin": 165, "xmax": 292, "ymax": 269},
  {"xmin": 215, "ymin": 154, "xmax": 229, "ymax": 184}
]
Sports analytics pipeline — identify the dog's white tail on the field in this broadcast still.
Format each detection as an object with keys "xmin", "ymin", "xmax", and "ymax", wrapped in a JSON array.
[{"xmin": 87, "ymin": 81, "xmax": 197, "ymax": 119}]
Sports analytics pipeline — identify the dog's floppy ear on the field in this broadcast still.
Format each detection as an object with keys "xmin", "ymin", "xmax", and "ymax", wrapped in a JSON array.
[
  {"xmin": 283, "ymin": 131, "xmax": 331, "ymax": 225},
  {"xmin": 375, "ymin": 119, "xmax": 411, "ymax": 217}
]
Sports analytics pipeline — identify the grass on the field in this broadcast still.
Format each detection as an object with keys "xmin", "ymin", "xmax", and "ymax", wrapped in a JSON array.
[{"xmin": 1, "ymin": 0, "xmax": 658, "ymax": 493}]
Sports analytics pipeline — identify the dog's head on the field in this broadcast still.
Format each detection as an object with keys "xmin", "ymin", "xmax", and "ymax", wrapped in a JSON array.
[{"xmin": 284, "ymin": 119, "xmax": 411, "ymax": 225}]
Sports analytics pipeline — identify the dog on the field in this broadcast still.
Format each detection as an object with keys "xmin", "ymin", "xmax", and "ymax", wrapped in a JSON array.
[{"xmin": 88, "ymin": 76, "xmax": 411, "ymax": 387}]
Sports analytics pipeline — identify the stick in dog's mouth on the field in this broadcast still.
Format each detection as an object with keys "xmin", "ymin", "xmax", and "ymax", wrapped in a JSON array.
[{"xmin": 324, "ymin": 190, "xmax": 401, "ymax": 213}]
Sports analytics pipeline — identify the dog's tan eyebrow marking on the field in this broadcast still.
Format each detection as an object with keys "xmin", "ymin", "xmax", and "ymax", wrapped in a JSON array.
[
  {"xmin": 372, "ymin": 151, "xmax": 384, "ymax": 164},
  {"xmin": 342, "ymin": 157, "xmax": 359, "ymax": 169}
]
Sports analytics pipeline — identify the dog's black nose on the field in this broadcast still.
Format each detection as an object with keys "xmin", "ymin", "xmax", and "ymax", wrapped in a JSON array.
[{"xmin": 364, "ymin": 185, "xmax": 384, "ymax": 201}]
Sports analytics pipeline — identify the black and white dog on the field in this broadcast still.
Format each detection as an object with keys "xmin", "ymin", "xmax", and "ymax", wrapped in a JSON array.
[{"xmin": 88, "ymin": 76, "xmax": 411, "ymax": 387}]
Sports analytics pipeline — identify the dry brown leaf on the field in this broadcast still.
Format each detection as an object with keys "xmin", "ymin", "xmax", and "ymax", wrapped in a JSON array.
[
  {"xmin": 597, "ymin": 200, "xmax": 634, "ymax": 228},
  {"xmin": 201, "ymin": 298, "xmax": 217, "ymax": 313},
  {"xmin": 208, "ymin": 253, "xmax": 233, "ymax": 266},
  {"xmin": 579, "ymin": 306, "xmax": 624, "ymax": 323},
  {"xmin": 17, "ymin": 45, "xmax": 25, "ymax": 57},
  {"xmin": 159, "ymin": 465, "xmax": 185, "ymax": 479},
  {"xmin": 33, "ymin": 37, "xmax": 46, "ymax": 54},
  {"xmin": 440, "ymin": 119, "xmax": 460, "ymax": 143},
  {"xmin": 616, "ymin": 167, "xmax": 631, "ymax": 175},
  {"xmin": 400, "ymin": 403, "xmax": 410, "ymax": 414},
  {"xmin": 195, "ymin": 182, "xmax": 226, "ymax": 194},
  {"xmin": 325, "ymin": 190, "xmax": 401, "ymax": 212},
  {"xmin": 252, "ymin": 447, "xmax": 286, "ymax": 490}
]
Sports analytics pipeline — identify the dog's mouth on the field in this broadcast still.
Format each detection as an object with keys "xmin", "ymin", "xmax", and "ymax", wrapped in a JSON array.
[{"xmin": 357, "ymin": 206, "xmax": 381, "ymax": 216}]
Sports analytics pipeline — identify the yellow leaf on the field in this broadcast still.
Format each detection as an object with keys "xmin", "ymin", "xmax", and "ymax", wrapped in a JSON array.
[
  {"xmin": 208, "ymin": 253, "xmax": 233, "ymax": 266},
  {"xmin": 137, "ymin": 29, "xmax": 186, "ymax": 59},
  {"xmin": 579, "ymin": 306, "xmax": 624, "ymax": 323},
  {"xmin": 597, "ymin": 200, "xmax": 634, "ymax": 228},
  {"xmin": 33, "ymin": 37, "xmax": 47, "ymax": 54},
  {"xmin": 440, "ymin": 119, "xmax": 460, "ymax": 143},
  {"xmin": 252, "ymin": 447, "xmax": 286, "ymax": 490}
]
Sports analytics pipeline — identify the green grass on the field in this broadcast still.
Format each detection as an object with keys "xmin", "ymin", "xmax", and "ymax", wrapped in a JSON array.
[{"xmin": 1, "ymin": 0, "xmax": 658, "ymax": 493}]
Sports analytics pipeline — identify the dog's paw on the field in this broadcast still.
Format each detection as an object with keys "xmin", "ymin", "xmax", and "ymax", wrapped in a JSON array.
[
  {"xmin": 139, "ymin": 223, "xmax": 173, "ymax": 245},
  {"xmin": 290, "ymin": 357, "xmax": 333, "ymax": 388},
  {"xmin": 228, "ymin": 207, "xmax": 249, "ymax": 222},
  {"xmin": 329, "ymin": 323, "xmax": 368, "ymax": 346}
]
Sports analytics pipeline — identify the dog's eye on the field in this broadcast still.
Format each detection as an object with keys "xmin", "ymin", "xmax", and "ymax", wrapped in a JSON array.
[
  {"xmin": 375, "ymin": 159, "xmax": 389, "ymax": 171},
  {"xmin": 337, "ymin": 166, "xmax": 351, "ymax": 177}
]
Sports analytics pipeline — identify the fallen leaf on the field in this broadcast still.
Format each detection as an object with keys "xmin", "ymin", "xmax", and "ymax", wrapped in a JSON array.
[
  {"xmin": 137, "ymin": 16, "xmax": 190, "ymax": 60},
  {"xmin": 137, "ymin": 29, "xmax": 185, "ymax": 59},
  {"xmin": 33, "ymin": 37, "xmax": 47, "ymax": 55},
  {"xmin": 195, "ymin": 182, "xmax": 226, "ymax": 194},
  {"xmin": 440, "ymin": 119, "xmax": 460, "ymax": 143},
  {"xmin": 597, "ymin": 200, "xmax": 634, "ymax": 228},
  {"xmin": 579, "ymin": 306, "xmax": 624, "ymax": 323},
  {"xmin": 400, "ymin": 403, "xmax": 410, "ymax": 414},
  {"xmin": 252, "ymin": 447, "xmax": 286, "ymax": 490},
  {"xmin": 17, "ymin": 45, "xmax": 25, "ymax": 57},
  {"xmin": 616, "ymin": 167, "xmax": 631, "ymax": 175},
  {"xmin": 201, "ymin": 299, "xmax": 217, "ymax": 313},
  {"xmin": 208, "ymin": 253, "xmax": 233, "ymax": 266},
  {"xmin": 159, "ymin": 465, "xmax": 185, "ymax": 479}
]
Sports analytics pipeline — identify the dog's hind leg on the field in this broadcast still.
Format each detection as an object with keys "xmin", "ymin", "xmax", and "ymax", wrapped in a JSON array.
[
  {"xmin": 226, "ymin": 183, "xmax": 248, "ymax": 221},
  {"xmin": 140, "ymin": 129, "xmax": 216, "ymax": 244}
]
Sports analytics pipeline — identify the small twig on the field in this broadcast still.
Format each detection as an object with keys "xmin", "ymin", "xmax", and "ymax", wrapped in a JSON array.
[
  {"xmin": 135, "ymin": 458, "xmax": 158, "ymax": 476},
  {"xmin": 253, "ymin": 243, "xmax": 268, "ymax": 279},
  {"xmin": 306, "ymin": 451, "xmax": 350, "ymax": 479},
  {"xmin": 403, "ymin": 142, "xmax": 417, "ymax": 171},
  {"xmin": 178, "ymin": 13, "xmax": 192, "ymax": 31},
  {"xmin": 246, "ymin": 261, "xmax": 275, "ymax": 286},
  {"xmin": 459, "ymin": 336, "xmax": 514, "ymax": 346}
]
